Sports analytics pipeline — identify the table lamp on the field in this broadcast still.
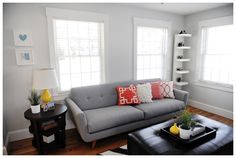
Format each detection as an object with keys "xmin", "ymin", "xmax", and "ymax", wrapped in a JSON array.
[{"xmin": 32, "ymin": 68, "xmax": 59, "ymax": 106}]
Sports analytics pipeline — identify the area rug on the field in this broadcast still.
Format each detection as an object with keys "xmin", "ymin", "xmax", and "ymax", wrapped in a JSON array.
[{"xmin": 99, "ymin": 145, "xmax": 128, "ymax": 155}]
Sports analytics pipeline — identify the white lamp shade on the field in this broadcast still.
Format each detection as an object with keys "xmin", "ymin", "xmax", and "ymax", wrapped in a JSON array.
[{"xmin": 33, "ymin": 68, "xmax": 59, "ymax": 90}]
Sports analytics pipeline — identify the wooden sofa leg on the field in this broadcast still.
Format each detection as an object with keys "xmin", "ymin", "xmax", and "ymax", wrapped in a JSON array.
[{"xmin": 91, "ymin": 141, "xmax": 97, "ymax": 149}]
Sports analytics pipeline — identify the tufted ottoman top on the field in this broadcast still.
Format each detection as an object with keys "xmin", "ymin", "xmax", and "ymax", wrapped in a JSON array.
[{"xmin": 128, "ymin": 114, "xmax": 233, "ymax": 155}]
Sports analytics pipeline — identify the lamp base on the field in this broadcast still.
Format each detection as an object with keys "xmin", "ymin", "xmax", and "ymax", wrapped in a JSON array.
[{"xmin": 41, "ymin": 89, "xmax": 52, "ymax": 104}]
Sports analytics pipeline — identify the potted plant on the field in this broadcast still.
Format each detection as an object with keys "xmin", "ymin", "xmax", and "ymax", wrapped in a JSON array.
[
  {"xmin": 178, "ymin": 110, "xmax": 196, "ymax": 139},
  {"xmin": 28, "ymin": 90, "xmax": 41, "ymax": 114}
]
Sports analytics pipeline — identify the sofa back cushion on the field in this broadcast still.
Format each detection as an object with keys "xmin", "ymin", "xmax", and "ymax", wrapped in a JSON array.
[{"xmin": 70, "ymin": 78, "xmax": 161, "ymax": 111}]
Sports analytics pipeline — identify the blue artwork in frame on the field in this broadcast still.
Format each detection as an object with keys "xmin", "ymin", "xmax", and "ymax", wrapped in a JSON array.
[
  {"xmin": 24, "ymin": 52, "xmax": 30, "ymax": 60},
  {"xmin": 15, "ymin": 49, "xmax": 34, "ymax": 65},
  {"xmin": 14, "ymin": 30, "xmax": 33, "ymax": 46}
]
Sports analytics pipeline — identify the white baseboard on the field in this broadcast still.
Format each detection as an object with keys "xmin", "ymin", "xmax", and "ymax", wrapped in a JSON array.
[
  {"xmin": 3, "ymin": 146, "xmax": 8, "ymax": 155},
  {"xmin": 4, "ymin": 134, "xmax": 9, "ymax": 151},
  {"xmin": 7, "ymin": 128, "xmax": 33, "ymax": 142},
  {"xmin": 5, "ymin": 122, "xmax": 75, "ymax": 147},
  {"xmin": 188, "ymin": 99, "xmax": 233, "ymax": 119},
  {"xmin": 66, "ymin": 119, "xmax": 76, "ymax": 130},
  {"xmin": 4, "ymin": 128, "xmax": 33, "ymax": 153}
]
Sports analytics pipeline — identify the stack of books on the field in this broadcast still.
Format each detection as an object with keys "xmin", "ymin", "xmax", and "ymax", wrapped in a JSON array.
[{"xmin": 41, "ymin": 120, "xmax": 58, "ymax": 131}]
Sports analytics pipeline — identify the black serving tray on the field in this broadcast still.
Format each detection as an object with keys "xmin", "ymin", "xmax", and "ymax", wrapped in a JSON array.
[{"xmin": 160, "ymin": 125, "xmax": 216, "ymax": 147}]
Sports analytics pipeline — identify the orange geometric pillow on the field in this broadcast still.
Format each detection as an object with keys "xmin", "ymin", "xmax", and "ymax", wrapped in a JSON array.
[{"xmin": 116, "ymin": 85, "xmax": 140, "ymax": 105}]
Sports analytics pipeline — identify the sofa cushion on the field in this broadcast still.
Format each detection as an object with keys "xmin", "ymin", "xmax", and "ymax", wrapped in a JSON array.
[
  {"xmin": 134, "ymin": 99, "xmax": 185, "ymax": 119},
  {"xmin": 84, "ymin": 105, "xmax": 144, "ymax": 133}
]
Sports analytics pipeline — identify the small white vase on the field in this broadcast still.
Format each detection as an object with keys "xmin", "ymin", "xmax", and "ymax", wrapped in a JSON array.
[
  {"xmin": 31, "ymin": 104, "xmax": 41, "ymax": 114},
  {"xmin": 179, "ymin": 126, "xmax": 191, "ymax": 139}
]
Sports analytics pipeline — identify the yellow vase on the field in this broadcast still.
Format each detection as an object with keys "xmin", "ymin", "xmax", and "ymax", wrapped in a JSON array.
[
  {"xmin": 170, "ymin": 123, "xmax": 179, "ymax": 135},
  {"xmin": 41, "ymin": 89, "xmax": 52, "ymax": 104}
]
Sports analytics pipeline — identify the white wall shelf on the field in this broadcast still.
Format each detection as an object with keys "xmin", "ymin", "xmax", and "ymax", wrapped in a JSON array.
[
  {"xmin": 176, "ymin": 59, "xmax": 190, "ymax": 62},
  {"xmin": 177, "ymin": 46, "xmax": 191, "ymax": 49},
  {"xmin": 174, "ymin": 82, "xmax": 189, "ymax": 86},
  {"xmin": 172, "ymin": 33, "xmax": 192, "ymax": 88},
  {"xmin": 176, "ymin": 34, "xmax": 192, "ymax": 37},
  {"xmin": 176, "ymin": 70, "xmax": 190, "ymax": 74}
]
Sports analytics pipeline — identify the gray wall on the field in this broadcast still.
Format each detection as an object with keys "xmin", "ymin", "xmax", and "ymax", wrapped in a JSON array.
[
  {"xmin": 3, "ymin": 3, "xmax": 184, "ymax": 134},
  {"xmin": 183, "ymin": 5, "xmax": 233, "ymax": 112}
]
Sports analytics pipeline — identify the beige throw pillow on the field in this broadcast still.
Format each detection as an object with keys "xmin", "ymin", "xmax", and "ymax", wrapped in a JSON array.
[{"xmin": 136, "ymin": 83, "xmax": 153, "ymax": 103}]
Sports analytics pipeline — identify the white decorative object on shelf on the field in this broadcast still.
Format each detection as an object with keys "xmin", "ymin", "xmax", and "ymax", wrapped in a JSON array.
[
  {"xmin": 172, "ymin": 33, "xmax": 192, "ymax": 89},
  {"xmin": 43, "ymin": 134, "xmax": 55, "ymax": 143}
]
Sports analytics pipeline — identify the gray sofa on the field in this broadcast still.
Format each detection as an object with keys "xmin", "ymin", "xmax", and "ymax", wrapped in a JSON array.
[{"xmin": 65, "ymin": 79, "xmax": 189, "ymax": 143}]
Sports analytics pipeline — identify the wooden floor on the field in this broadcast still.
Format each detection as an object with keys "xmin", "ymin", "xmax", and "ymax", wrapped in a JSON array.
[{"xmin": 9, "ymin": 105, "xmax": 233, "ymax": 155}]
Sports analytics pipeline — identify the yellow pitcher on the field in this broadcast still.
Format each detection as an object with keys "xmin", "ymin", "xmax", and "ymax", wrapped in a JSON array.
[{"xmin": 170, "ymin": 123, "xmax": 179, "ymax": 135}]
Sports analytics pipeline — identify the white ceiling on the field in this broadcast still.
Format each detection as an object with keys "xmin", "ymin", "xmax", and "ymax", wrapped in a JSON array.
[{"xmin": 126, "ymin": 3, "xmax": 231, "ymax": 15}]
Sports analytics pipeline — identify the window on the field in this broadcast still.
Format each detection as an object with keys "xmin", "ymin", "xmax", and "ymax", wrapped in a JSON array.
[
  {"xmin": 46, "ymin": 8, "xmax": 108, "ymax": 92},
  {"xmin": 199, "ymin": 24, "xmax": 233, "ymax": 86},
  {"xmin": 133, "ymin": 18, "xmax": 170, "ymax": 80},
  {"xmin": 136, "ymin": 27, "xmax": 167, "ymax": 80},
  {"xmin": 53, "ymin": 19, "xmax": 104, "ymax": 91}
]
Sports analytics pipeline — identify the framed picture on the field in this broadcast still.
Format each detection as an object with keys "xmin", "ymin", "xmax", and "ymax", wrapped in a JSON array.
[
  {"xmin": 15, "ymin": 49, "xmax": 34, "ymax": 65},
  {"xmin": 43, "ymin": 102, "xmax": 55, "ymax": 112},
  {"xmin": 14, "ymin": 30, "xmax": 33, "ymax": 46}
]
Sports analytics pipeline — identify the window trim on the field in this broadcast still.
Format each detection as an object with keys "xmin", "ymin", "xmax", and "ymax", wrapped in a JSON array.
[
  {"xmin": 195, "ymin": 16, "xmax": 233, "ymax": 91},
  {"xmin": 194, "ymin": 81, "xmax": 233, "ymax": 93},
  {"xmin": 133, "ymin": 17, "xmax": 171, "ymax": 81},
  {"xmin": 46, "ymin": 8, "xmax": 109, "ymax": 94}
]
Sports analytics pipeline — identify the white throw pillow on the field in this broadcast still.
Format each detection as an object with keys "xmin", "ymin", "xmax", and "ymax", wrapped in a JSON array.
[
  {"xmin": 160, "ymin": 81, "xmax": 175, "ymax": 99},
  {"xmin": 136, "ymin": 83, "xmax": 153, "ymax": 103}
]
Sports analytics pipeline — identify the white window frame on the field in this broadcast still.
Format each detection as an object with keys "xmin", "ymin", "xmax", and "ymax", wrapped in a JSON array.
[
  {"xmin": 195, "ymin": 16, "xmax": 233, "ymax": 93},
  {"xmin": 133, "ymin": 17, "xmax": 171, "ymax": 81},
  {"xmin": 46, "ymin": 8, "xmax": 109, "ymax": 96}
]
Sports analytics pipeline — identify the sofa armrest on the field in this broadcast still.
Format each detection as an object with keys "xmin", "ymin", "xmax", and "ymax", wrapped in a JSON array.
[
  {"xmin": 173, "ymin": 89, "xmax": 189, "ymax": 106},
  {"xmin": 65, "ymin": 98, "xmax": 88, "ymax": 136}
]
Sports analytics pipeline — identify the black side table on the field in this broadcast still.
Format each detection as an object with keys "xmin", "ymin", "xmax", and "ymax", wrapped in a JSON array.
[{"xmin": 24, "ymin": 104, "xmax": 67, "ymax": 154}]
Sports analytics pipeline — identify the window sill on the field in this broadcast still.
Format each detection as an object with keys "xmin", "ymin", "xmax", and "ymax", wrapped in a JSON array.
[{"xmin": 193, "ymin": 81, "xmax": 233, "ymax": 93}]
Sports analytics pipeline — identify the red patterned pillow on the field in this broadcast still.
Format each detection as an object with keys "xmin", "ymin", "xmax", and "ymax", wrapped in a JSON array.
[
  {"xmin": 116, "ymin": 85, "xmax": 140, "ymax": 105},
  {"xmin": 160, "ymin": 81, "xmax": 175, "ymax": 99},
  {"xmin": 150, "ymin": 82, "xmax": 163, "ymax": 99}
]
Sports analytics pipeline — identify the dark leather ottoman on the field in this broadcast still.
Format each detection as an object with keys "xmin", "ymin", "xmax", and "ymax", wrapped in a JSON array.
[{"xmin": 127, "ymin": 114, "xmax": 233, "ymax": 155}]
